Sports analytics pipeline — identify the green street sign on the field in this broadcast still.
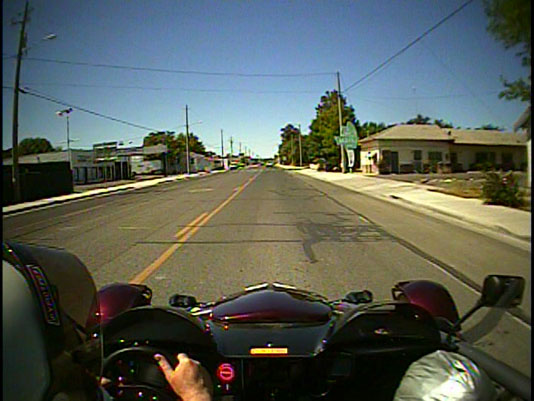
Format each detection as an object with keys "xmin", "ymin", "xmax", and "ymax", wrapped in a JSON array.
[
  {"xmin": 335, "ymin": 122, "xmax": 359, "ymax": 149},
  {"xmin": 344, "ymin": 122, "xmax": 357, "ymax": 138}
]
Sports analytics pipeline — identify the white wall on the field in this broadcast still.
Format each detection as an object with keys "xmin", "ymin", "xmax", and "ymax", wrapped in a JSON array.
[
  {"xmin": 360, "ymin": 149, "xmax": 380, "ymax": 173},
  {"xmin": 450, "ymin": 145, "xmax": 527, "ymax": 171},
  {"xmin": 379, "ymin": 141, "xmax": 450, "ymax": 171}
]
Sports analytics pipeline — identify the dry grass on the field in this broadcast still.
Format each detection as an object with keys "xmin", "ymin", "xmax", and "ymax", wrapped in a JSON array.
[
  {"xmin": 426, "ymin": 178, "xmax": 531, "ymax": 211},
  {"xmin": 425, "ymin": 179, "xmax": 483, "ymax": 199}
]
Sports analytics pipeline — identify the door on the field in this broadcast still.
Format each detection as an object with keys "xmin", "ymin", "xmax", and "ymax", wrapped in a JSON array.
[
  {"xmin": 391, "ymin": 152, "xmax": 399, "ymax": 173},
  {"xmin": 450, "ymin": 152, "xmax": 458, "ymax": 172}
]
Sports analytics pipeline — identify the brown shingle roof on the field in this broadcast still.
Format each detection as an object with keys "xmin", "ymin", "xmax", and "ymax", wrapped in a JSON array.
[
  {"xmin": 448, "ymin": 129, "xmax": 526, "ymax": 145},
  {"xmin": 359, "ymin": 124, "xmax": 451, "ymax": 143}
]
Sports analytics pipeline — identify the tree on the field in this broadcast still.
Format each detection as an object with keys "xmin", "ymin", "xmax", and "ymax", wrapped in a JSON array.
[
  {"xmin": 142, "ymin": 131, "xmax": 206, "ymax": 160},
  {"xmin": 475, "ymin": 124, "xmax": 505, "ymax": 131},
  {"xmin": 18, "ymin": 137, "xmax": 54, "ymax": 155},
  {"xmin": 177, "ymin": 133, "xmax": 206, "ymax": 155},
  {"xmin": 143, "ymin": 131, "xmax": 175, "ymax": 160},
  {"xmin": 406, "ymin": 114, "xmax": 432, "ymax": 125},
  {"xmin": 483, "ymin": 0, "xmax": 531, "ymax": 102},
  {"xmin": 360, "ymin": 121, "xmax": 387, "ymax": 138},
  {"xmin": 433, "ymin": 119, "xmax": 454, "ymax": 128},
  {"xmin": 307, "ymin": 90, "xmax": 358, "ymax": 170},
  {"xmin": 278, "ymin": 124, "xmax": 300, "ymax": 165}
]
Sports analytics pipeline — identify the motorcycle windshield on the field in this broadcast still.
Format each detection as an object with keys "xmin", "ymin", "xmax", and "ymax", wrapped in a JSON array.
[{"xmin": 3, "ymin": 241, "xmax": 103, "ymax": 379}]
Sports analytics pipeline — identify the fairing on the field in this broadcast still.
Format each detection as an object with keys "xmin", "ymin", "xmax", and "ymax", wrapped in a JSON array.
[
  {"xmin": 90, "ymin": 283, "xmax": 152, "ymax": 328},
  {"xmin": 211, "ymin": 284, "xmax": 332, "ymax": 323},
  {"xmin": 392, "ymin": 280, "xmax": 461, "ymax": 326}
]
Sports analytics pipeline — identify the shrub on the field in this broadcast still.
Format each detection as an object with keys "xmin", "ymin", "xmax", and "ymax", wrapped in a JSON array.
[
  {"xmin": 472, "ymin": 162, "xmax": 496, "ymax": 172},
  {"xmin": 482, "ymin": 171, "xmax": 523, "ymax": 207}
]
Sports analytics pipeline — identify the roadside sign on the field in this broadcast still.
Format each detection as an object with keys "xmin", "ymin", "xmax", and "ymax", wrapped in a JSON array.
[
  {"xmin": 344, "ymin": 122, "xmax": 357, "ymax": 138},
  {"xmin": 347, "ymin": 149, "xmax": 355, "ymax": 167},
  {"xmin": 335, "ymin": 122, "xmax": 359, "ymax": 149},
  {"xmin": 143, "ymin": 144, "xmax": 167, "ymax": 155}
]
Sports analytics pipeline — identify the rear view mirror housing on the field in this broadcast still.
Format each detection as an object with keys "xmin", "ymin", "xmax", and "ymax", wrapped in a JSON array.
[
  {"xmin": 449, "ymin": 274, "xmax": 525, "ymax": 335},
  {"xmin": 480, "ymin": 275, "xmax": 525, "ymax": 308},
  {"xmin": 169, "ymin": 294, "xmax": 198, "ymax": 308},
  {"xmin": 344, "ymin": 290, "xmax": 373, "ymax": 304}
]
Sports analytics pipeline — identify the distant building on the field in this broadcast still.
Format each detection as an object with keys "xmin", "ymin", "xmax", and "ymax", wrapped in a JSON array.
[
  {"xmin": 176, "ymin": 152, "xmax": 216, "ymax": 173},
  {"xmin": 3, "ymin": 147, "xmax": 132, "ymax": 184},
  {"xmin": 359, "ymin": 124, "xmax": 528, "ymax": 174}
]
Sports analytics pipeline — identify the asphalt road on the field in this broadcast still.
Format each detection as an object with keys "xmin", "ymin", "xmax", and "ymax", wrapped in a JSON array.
[{"xmin": 3, "ymin": 168, "xmax": 531, "ymax": 376}]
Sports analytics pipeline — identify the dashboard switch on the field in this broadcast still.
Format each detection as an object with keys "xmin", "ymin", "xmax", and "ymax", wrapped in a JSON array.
[{"xmin": 216, "ymin": 363, "xmax": 236, "ymax": 383}]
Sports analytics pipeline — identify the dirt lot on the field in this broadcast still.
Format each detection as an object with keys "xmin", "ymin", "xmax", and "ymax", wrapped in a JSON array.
[{"xmin": 379, "ymin": 172, "xmax": 531, "ymax": 211}]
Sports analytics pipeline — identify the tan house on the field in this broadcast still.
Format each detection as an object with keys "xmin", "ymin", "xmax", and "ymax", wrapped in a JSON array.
[{"xmin": 359, "ymin": 124, "xmax": 527, "ymax": 174}]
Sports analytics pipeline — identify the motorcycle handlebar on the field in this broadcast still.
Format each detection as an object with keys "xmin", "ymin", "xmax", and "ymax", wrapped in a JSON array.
[{"xmin": 456, "ymin": 341, "xmax": 531, "ymax": 401}]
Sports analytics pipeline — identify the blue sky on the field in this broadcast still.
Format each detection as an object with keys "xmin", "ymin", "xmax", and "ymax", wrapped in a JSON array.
[{"xmin": 2, "ymin": 0, "xmax": 529, "ymax": 158}]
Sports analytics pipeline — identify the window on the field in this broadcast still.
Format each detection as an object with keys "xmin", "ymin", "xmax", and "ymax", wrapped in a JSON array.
[
  {"xmin": 475, "ymin": 152, "xmax": 488, "ymax": 164},
  {"xmin": 475, "ymin": 152, "xmax": 496, "ymax": 165},
  {"xmin": 502, "ymin": 153, "xmax": 513, "ymax": 163},
  {"xmin": 381, "ymin": 150, "xmax": 391, "ymax": 164},
  {"xmin": 428, "ymin": 152, "xmax": 442, "ymax": 162},
  {"xmin": 502, "ymin": 152, "xmax": 514, "ymax": 170},
  {"xmin": 413, "ymin": 150, "xmax": 422, "ymax": 161}
]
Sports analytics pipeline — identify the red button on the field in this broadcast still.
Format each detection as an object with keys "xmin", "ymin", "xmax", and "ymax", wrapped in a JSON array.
[{"xmin": 216, "ymin": 363, "xmax": 235, "ymax": 383}]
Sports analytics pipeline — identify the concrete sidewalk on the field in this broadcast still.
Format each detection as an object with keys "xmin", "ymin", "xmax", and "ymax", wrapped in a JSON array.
[
  {"xmin": 293, "ymin": 169, "xmax": 531, "ymax": 242},
  {"xmin": 2, "ymin": 171, "xmax": 221, "ymax": 216}
]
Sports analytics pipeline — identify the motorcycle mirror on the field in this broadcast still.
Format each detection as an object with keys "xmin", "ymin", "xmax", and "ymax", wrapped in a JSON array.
[
  {"xmin": 480, "ymin": 275, "xmax": 525, "ymax": 308},
  {"xmin": 449, "ymin": 275, "xmax": 525, "ymax": 335},
  {"xmin": 169, "ymin": 294, "xmax": 198, "ymax": 308},
  {"xmin": 343, "ymin": 290, "xmax": 373, "ymax": 304}
]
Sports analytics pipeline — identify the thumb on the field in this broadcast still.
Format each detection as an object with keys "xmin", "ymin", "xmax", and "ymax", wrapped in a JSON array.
[
  {"xmin": 154, "ymin": 354, "xmax": 174, "ymax": 381},
  {"xmin": 176, "ymin": 353, "xmax": 190, "ymax": 364}
]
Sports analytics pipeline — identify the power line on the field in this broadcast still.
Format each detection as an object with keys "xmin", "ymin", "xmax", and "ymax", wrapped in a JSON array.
[
  {"xmin": 19, "ymin": 82, "xmax": 321, "ymax": 94},
  {"xmin": 22, "ymin": 56, "xmax": 336, "ymax": 78},
  {"xmin": 18, "ymin": 86, "xmax": 162, "ymax": 132},
  {"xmin": 358, "ymin": 91, "xmax": 500, "ymax": 100},
  {"xmin": 344, "ymin": 0, "xmax": 475, "ymax": 93},
  {"xmin": 420, "ymin": 40, "xmax": 506, "ymax": 124}
]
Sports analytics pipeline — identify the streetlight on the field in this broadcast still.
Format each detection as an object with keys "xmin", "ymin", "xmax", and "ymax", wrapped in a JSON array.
[
  {"xmin": 10, "ymin": 1, "xmax": 56, "ymax": 202},
  {"xmin": 56, "ymin": 108, "xmax": 73, "ymax": 172}
]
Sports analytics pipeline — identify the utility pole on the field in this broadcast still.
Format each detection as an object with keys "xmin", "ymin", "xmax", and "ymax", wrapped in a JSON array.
[
  {"xmin": 11, "ymin": 1, "xmax": 30, "ymax": 203},
  {"xmin": 230, "ymin": 136, "xmax": 233, "ymax": 163},
  {"xmin": 290, "ymin": 131, "xmax": 295, "ymax": 166},
  {"xmin": 298, "ymin": 124, "xmax": 303, "ymax": 167},
  {"xmin": 239, "ymin": 141, "xmax": 242, "ymax": 155},
  {"xmin": 220, "ymin": 129, "xmax": 224, "ymax": 168},
  {"xmin": 336, "ymin": 72, "xmax": 346, "ymax": 173},
  {"xmin": 185, "ymin": 104, "xmax": 190, "ymax": 174}
]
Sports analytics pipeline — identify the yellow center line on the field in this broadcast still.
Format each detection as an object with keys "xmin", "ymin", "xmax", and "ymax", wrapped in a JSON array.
[
  {"xmin": 129, "ymin": 212, "xmax": 208, "ymax": 284},
  {"xmin": 174, "ymin": 212, "xmax": 209, "ymax": 239},
  {"xmin": 129, "ymin": 172, "xmax": 261, "ymax": 284}
]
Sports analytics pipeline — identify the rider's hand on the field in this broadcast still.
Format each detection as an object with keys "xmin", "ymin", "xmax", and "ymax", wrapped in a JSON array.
[{"xmin": 154, "ymin": 353, "xmax": 213, "ymax": 401}]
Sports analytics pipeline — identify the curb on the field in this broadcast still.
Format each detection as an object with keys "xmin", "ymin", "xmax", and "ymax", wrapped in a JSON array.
[
  {"xmin": 389, "ymin": 195, "xmax": 531, "ymax": 242},
  {"xmin": 3, "ymin": 171, "xmax": 225, "ymax": 216},
  {"xmin": 292, "ymin": 171, "xmax": 531, "ymax": 244}
]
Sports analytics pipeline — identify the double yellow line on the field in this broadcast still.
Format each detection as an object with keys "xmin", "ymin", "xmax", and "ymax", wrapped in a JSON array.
[{"xmin": 130, "ymin": 173, "xmax": 260, "ymax": 284}]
